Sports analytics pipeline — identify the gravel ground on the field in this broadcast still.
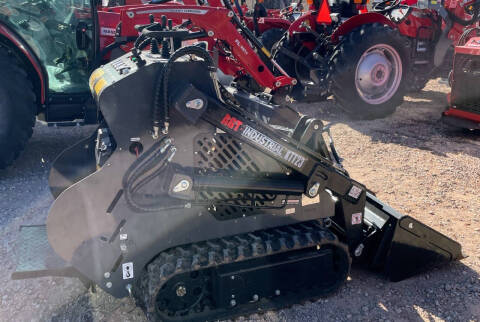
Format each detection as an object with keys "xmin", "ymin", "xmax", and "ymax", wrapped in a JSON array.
[{"xmin": 0, "ymin": 79, "xmax": 479, "ymax": 322}]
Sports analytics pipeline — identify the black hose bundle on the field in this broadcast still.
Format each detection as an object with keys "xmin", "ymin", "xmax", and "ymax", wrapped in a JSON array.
[
  {"xmin": 122, "ymin": 138, "xmax": 183, "ymax": 212},
  {"xmin": 458, "ymin": 26, "xmax": 480, "ymax": 46},
  {"xmin": 151, "ymin": 45, "xmax": 216, "ymax": 134}
]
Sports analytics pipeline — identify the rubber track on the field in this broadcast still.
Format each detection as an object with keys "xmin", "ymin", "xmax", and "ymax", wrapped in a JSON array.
[{"xmin": 134, "ymin": 220, "xmax": 351, "ymax": 322}]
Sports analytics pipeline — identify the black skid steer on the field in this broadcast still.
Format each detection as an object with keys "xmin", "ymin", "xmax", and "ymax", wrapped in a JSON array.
[{"xmin": 12, "ymin": 21, "xmax": 463, "ymax": 321}]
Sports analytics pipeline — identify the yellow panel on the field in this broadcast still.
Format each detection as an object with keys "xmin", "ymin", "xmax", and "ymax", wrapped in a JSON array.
[
  {"xmin": 94, "ymin": 78, "xmax": 107, "ymax": 96},
  {"xmin": 89, "ymin": 69, "xmax": 104, "ymax": 90}
]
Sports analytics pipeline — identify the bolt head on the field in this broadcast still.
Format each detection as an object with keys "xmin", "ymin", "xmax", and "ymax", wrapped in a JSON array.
[
  {"xmin": 275, "ymin": 289, "xmax": 281, "ymax": 296},
  {"xmin": 252, "ymin": 294, "xmax": 259, "ymax": 301},
  {"xmin": 176, "ymin": 285, "xmax": 187, "ymax": 297},
  {"xmin": 354, "ymin": 243, "xmax": 364, "ymax": 257},
  {"xmin": 230, "ymin": 299, "xmax": 236, "ymax": 307},
  {"xmin": 104, "ymin": 272, "xmax": 111, "ymax": 279},
  {"xmin": 106, "ymin": 282, "xmax": 112, "ymax": 288},
  {"xmin": 314, "ymin": 124, "xmax": 319, "ymax": 130}
]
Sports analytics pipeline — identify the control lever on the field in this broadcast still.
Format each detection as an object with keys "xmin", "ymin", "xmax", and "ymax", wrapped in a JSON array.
[
  {"xmin": 161, "ymin": 15, "xmax": 167, "ymax": 29},
  {"xmin": 135, "ymin": 14, "xmax": 162, "ymax": 32}
]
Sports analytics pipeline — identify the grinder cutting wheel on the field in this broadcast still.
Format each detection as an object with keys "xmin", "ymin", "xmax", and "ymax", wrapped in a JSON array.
[{"xmin": 13, "ymin": 20, "xmax": 464, "ymax": 321}]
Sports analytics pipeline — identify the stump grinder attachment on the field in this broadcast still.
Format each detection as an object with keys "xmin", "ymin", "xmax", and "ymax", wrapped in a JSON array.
[
  {"xmin": 13, "ymin": 23, "xmax": 463, "ymax": 321},
  {"xmin": 442, "ymin": 27, "xmax": 480, "ymax": 130}
]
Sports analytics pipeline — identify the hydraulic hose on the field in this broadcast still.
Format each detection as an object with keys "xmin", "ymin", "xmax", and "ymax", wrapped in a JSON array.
[
  {"xmin": 122, "ymin": 138, "xmax": 179, "ymax": 212},
  {"xmin": 458, "ymin": 27, "xmax": 480, "ymax": 46},
  {"xmin": 233, "ymin": 0, "xmax": 244, "ymax": 17},
  {"xmin": 152, "ymin": 45, "xmax": 216, "ymax": 135}
]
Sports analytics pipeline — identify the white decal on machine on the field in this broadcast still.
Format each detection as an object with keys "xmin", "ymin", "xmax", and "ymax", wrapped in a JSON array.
[
  {"xmin": 100, "ymin": 27, "xmax": 116, "ymax": 36},
  {"xmin": 234, "ymin": 39, "xmax": 249, "ymax": 55},
  {"xmin": 122, "ymin": 262, "xmax": 134, "ymax": 279},
  {"xmin": 348, "ymin": 185, "xmax": 363, "ymax": 199},
  {"xmin": 351, "ymin": 213, "xmax": 362, "ymax": 225},
  {"xmin": 241, "ymin": 125, "xmax": 305, "ymax": 169}
]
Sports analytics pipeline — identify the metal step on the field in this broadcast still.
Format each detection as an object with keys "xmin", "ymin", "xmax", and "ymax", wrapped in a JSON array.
[{"xmin": 11, "ymin": 225, "xmax": 78, "ymax": 280}]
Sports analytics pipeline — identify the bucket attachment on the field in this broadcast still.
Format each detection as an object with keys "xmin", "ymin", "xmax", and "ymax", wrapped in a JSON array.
[
  {"xmin": 11, "ymin": 225, "xmax": 79, "ymax": 280},
  {"xmin": 362, "ymin": 193, "xmax": 464, "ymax": 282}
]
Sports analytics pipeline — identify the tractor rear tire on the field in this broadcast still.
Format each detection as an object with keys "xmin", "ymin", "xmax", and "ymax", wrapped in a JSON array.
[
  {"xmin": 0, "ymin": 47, "xmax": 36, "ymax": 169},
  {"xmin": 260, "ymin": 28, "xmax": 286, "ymax": 52},
  {"xmin": 329, "ymin": 23, "xmax": 410, "ymax": 119}
]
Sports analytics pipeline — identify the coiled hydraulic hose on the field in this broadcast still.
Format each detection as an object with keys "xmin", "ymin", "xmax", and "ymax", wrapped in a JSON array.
[
  {"xmin": 122, "ymin": 138, "xmax": 180, "ymax": 212},
  {"xmin": 457, "ymin": 27, "xmax": 480, "ymax": 46}
]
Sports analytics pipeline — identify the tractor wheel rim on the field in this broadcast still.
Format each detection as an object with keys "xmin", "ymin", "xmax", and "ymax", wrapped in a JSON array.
[{"xmin": 355, "ymin": 44, "xmax": 402, "ymax": 105}]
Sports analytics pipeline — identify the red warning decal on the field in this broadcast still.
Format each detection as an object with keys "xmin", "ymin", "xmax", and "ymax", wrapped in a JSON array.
[{"xmin": 351, "ymin": 213, "xmax": 362, "ymax": 225}]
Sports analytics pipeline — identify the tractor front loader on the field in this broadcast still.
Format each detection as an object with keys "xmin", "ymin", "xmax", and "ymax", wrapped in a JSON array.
[{"xmin": 12, "ymin": 21, "xmax": 463, "ymax": 321}]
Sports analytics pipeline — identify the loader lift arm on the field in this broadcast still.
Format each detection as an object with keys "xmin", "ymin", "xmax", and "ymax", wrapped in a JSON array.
[{"xmin": 115, "ymin": 3, "xmax": 296, "ymax": 90}]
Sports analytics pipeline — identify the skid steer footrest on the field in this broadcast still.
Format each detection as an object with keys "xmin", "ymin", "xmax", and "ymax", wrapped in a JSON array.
[{"xmin": 11, "ymin": 225, "xmax": 77, "ymax": 279}]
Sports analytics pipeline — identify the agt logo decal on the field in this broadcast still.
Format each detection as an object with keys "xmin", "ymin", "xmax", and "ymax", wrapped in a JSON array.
[
  {"xmin": 221, "ymin": 113, "xmax": 243, "ymax": 131},
  {"xmin": 220, "ymin": 114, "xmax": 306, "ymax": 169}
]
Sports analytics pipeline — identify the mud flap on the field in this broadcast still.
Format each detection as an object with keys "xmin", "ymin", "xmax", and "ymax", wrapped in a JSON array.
[
  {"xmin": 362, "ymin": 193, "xmax": 464, "ymax": 282},
  {"xmin": 11, "ymin": 225, "xmax": 80, "ymax": 280}
]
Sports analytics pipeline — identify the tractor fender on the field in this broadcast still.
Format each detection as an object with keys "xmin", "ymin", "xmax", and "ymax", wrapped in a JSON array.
[
  {"xmin": 0, "ymin": 23, "xmax": 46, "ymax": 105},
  {"xmin": 244, "ymin": 16, "xmax": 291, "ymax": 34},
  {"xmin": 330, "ymin": 12, "xmax": 397, "ymax": 44},
  {"xmin": 288, "ymin": 12, "xmax": 318, "ymax": 38}
]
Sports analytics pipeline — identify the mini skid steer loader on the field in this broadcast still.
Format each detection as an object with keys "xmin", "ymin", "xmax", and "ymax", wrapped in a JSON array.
[{"xmin": 12, "ymin": 20, "xmax": 464, "ymax": 321}]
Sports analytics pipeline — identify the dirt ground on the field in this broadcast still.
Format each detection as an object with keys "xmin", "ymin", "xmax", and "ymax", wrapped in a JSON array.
[{"xmin": 0, "ymin": 79, "xmax": 479, "ymax": 322}]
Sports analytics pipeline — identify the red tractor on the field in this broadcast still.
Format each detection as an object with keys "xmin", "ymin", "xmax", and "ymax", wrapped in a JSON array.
[
  {"xmin": 0, "ymin": 0, "xmax": 297, "ymax": 169},
  {"xmin": 0, "ymin": 0, "xmax": 98, "ymax": 168},
  {"xmin": 269, "ymin": 0, "xmax": 480, "ymax": 117}
]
